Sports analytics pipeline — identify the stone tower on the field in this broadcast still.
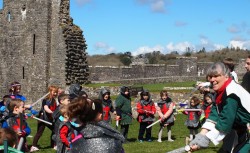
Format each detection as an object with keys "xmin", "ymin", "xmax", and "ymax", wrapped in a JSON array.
[{"xmin": 0, "ymin": 0, "xmax": 89, "ymax": 102}]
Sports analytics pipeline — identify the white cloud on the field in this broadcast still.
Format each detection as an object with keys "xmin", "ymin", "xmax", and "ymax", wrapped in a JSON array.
[
  {"xmin": 130, "ymin": 40, "xmax": 229, "ymax": 56},
  {"xmin": 135, "ymin": 0, "xmax": 170, "ymax": 13},
  {"xmin": 131, "ymin": 42, "xmax": 197, "ymax": 56},
  {"xmin": 151, "ymin": 0, "xmax": 166, "ymax": 13},
  {"xmin": 94, "ymin": 40, "xmax": 250, "ymax": 56},
  {"xmin": 200, "ymin": 39, "xmax": 208, "ymax": 45},
  {"xmin": 166, "ymin": 42, "xmax": 195, "ymax": 53},
  {"xmin": 229, "ymin": 40, "xmax": 250, "ymax": 49},
  {"xmin": 132, "ymin": 45, "xmax": 164, "ymax": 56},
  {"xmin": 213, "ymin": 44, "xmax": 225, "ymax": 50},
  {"xmin": 94, "ymin": 42, "xmax": 116, "ymax": 54},
  {"xmin": 197, "ymin": 38, "xmax": 225, "ymax": 51}
]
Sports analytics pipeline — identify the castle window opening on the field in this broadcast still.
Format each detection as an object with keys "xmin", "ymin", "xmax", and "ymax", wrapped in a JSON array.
[
  {"xmin": 21, "ymin": 5, "xmax": 26, "ymax": 20},
  {"xmin": 33, "ymin": 34, "xmax": 36, "ymax": 54},
  {"xmin": 7, "ymin": 11, "xmax": 11, "ymax": 22},
  {"xmin": 22, "ymin": 67, "xmax": 25, "ymax": 79}
]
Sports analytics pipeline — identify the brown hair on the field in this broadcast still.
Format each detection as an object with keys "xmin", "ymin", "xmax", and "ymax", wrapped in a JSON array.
[
  {"xmin": 223, "ymin": 58, "xmax": 235, "ymax": 71},
  {"xmin": 60, "ymin": 105, "xmax": 68, "ymax": 117},
  {"xmin": 9, "ymin": 81, "xmax": 21, "ymax": 94},
  {"xmin": 190, "ymin": 96, "xmax": 200, "ymax": 106},
  {"xmin": 68, "ymin": 97, "xmax": 102, "ymax": 123},
  {"xmin": 0, "ymin": 128, "xmax": 18, "ymax": 147},
  {"xmin": 160, "ymin": 90, "xmax": 168, "ymax": 97},
  {"xmin": 58, "ymin": 94, "xmax": 69, "ymax": 104},
  {"xmin": 2, "ymin": 95, "xmax": 11, "ymax": 104},
  {"xmin": 8, "ymin": 99, "xmax": 23, "ymax": 112}
]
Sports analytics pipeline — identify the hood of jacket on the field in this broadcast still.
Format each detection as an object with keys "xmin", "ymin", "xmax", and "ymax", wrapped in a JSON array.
[
  {"xmin": 99, "ymin": 88, "xmax": 111, "ymax": 101},
  {"xmin": 140, "ymin": 89, "xmax": 152, "ymax": 105},
  {"xmin": 68, "ymin": 83, "xmax": 82, "ymax": 100},
  {"xmin": 120, "ymin": 86, "xmax": 130, "ymax": 99},
  {"xmin": 80, "ymin": 121, "xmax": 125, "ymax": 142}
]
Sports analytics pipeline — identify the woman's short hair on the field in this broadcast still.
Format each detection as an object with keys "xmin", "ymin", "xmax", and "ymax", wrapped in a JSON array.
[{"xmin": 206, "ymin": 62, "xmax": 230, "ymax": 78}]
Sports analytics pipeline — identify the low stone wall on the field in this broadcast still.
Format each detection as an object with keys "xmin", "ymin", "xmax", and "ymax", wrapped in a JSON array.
[
  {"xmin": 80, "ymin": 86, "xmax": 201, "ymax": 102},
  {"xmin": 91, "ymin": 76, "xmax": 206, "ymax": 84},
  {"xmin": 89, "ymin": 58, "xmax": 246, "ymax": 84}
]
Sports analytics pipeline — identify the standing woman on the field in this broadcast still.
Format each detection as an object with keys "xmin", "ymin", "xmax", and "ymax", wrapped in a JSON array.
[
  {"xmin": 30, "ymin": 85, "xmax": 58, "ymax": 152},
  {"xmin": 68, "ymin": 97, "xmax": 125, "ymax": 153}
]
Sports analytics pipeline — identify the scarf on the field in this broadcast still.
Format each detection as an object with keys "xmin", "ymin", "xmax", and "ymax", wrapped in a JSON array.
[{"xmin": 215, "ymin": 78, "xmax": 232, "ymax": 105}]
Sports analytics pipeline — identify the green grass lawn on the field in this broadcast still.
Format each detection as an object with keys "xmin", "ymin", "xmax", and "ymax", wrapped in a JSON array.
[
  {"xmin": 26, "ymin": 113, "xmax": 221, "ymax": 153},
  {"xmin": 85, "ymin": 81, "xmax": 197, "ymax": 93}
]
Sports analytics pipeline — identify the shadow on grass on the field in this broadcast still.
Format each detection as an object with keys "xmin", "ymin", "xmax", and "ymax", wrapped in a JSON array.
[{"xmin": 127, "ymin": 138, "xmax": 137, "ymax": 142}]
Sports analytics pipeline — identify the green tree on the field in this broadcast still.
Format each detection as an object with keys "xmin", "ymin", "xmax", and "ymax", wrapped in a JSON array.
[
  {"xmin": 198, "ymin": 47, "xmax": 206, "ymax": 53},
  {"xmin": 119, "ymin": 52, "xmax": 132, "ymax": 66},
  {"xmin": 120, "ymin": 57, "xmax": 132, "ymax": 66}
]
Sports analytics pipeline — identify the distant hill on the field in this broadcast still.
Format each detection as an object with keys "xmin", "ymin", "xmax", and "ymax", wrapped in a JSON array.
[
  {"xmin": 87, "ymin": 48, "xmax": 250, "ymax": 66},
  {"xmin": 87, "ymin": 54, "xmax": 124, "ymax": 66}
]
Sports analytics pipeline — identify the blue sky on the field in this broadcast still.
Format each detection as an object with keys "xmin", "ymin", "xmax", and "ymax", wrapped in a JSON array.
[
  {"xmin": 1, "ymin": 0, "xmax": 250, "ymax": 56},
  {"xmin": 70, "ymin": 0, "xmax": 250, "ymax": 56}
]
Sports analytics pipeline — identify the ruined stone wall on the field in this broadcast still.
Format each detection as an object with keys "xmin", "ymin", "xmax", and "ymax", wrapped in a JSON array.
[
  {"xmin": 0, "ymin": 0, "xmax": 88, "ymax": 102},
  {"xmin": 176, "ymin": 57, "xmax": 197, "ymax": 76},
  {"xmin": 89, "ymin": 66, "xmax": 120, "ymax": 81},
  {"xmin": 197, "ymin": 62, "xmax": 213, "ymax": 77},
  {"xmin": 166, "ymin": 65, "xmax": 179, "ymax": 76},
  {"xmin": 121, "ymin": 65, "xmax": 144, "ymax": 79},
  {"xmin": 89, "ymin": 57, "xmax": 246, "ymax": 83},
  {"xmin": 144, "ymin": 64, "xmax": 165, "ymax": 78},
  {"xmin": 89, "ymin": 58, "xmax": 211, "ymax": 83}
]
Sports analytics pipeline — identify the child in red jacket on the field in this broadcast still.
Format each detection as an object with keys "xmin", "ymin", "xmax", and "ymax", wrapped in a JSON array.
[
  {"xmin": 99, "ymin": 88, "xmax": 115, "ymax": 123},
  {"xmin": 156, "ymin": 90, "xmax": 175, "ymax": 142},
  {"xmin": 182, "ymin": 96, "xmax": 202, "ymax": 141},
  {"xmin": 203, "ymin": 93, "xmax": 214, "ymax": 119},
  {"xmin": 57, "ymin": 105, "xmax": 75, "ymax": 153},
  {"xmin": 136, "ymin": 90, "xmax": 156, "ymax": 142},
  {"xmin": 200, "ymin": 93, "xmax": 214, "ymax": 125},
  {"xmin": 2, "ymin": 99, "xmax": 31, "ymax": 152}
]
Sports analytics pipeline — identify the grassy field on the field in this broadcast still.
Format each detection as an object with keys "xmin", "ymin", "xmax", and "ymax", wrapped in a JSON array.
[
  {"xmin": 26, "ymin": 113, "xmax": 221, "ymax": 153},
  {"xmin": 25, "ymin": 81, "xmax": 222, "ymax": 153}
]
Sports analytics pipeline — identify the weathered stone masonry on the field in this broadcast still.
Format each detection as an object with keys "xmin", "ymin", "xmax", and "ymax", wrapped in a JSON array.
[
  {"xmin": 0, "ymin": 0, "xmax": 89, "ymax": 102},
  {"xmin": 89, "ymin": 57, "xmax": 245, "ymax": 84}
]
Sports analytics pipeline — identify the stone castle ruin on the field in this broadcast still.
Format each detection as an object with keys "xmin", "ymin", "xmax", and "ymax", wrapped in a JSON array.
[
  {"xmin": 89, "ymin": 57, "xmax": 246, "ymax": 84},
  {"xmin": 0, "ymin": 0, "xmax": 89, "ymax": 102}
]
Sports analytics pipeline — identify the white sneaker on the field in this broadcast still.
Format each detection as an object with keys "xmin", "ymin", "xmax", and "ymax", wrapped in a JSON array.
[
  {"xmin": 30, "ymin": 146, "xmax": 39, "ymax": 152},
  {"xmin": 168, "ymin": 139, "xmax": 174, "ymax": 142},
  {"xmin": 53, "ymin": 146, "xmax": 57, "ymax": 150},
  {"xmin": 157, "ymin": 139, "xmax": 162, "ymax": 142}
]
